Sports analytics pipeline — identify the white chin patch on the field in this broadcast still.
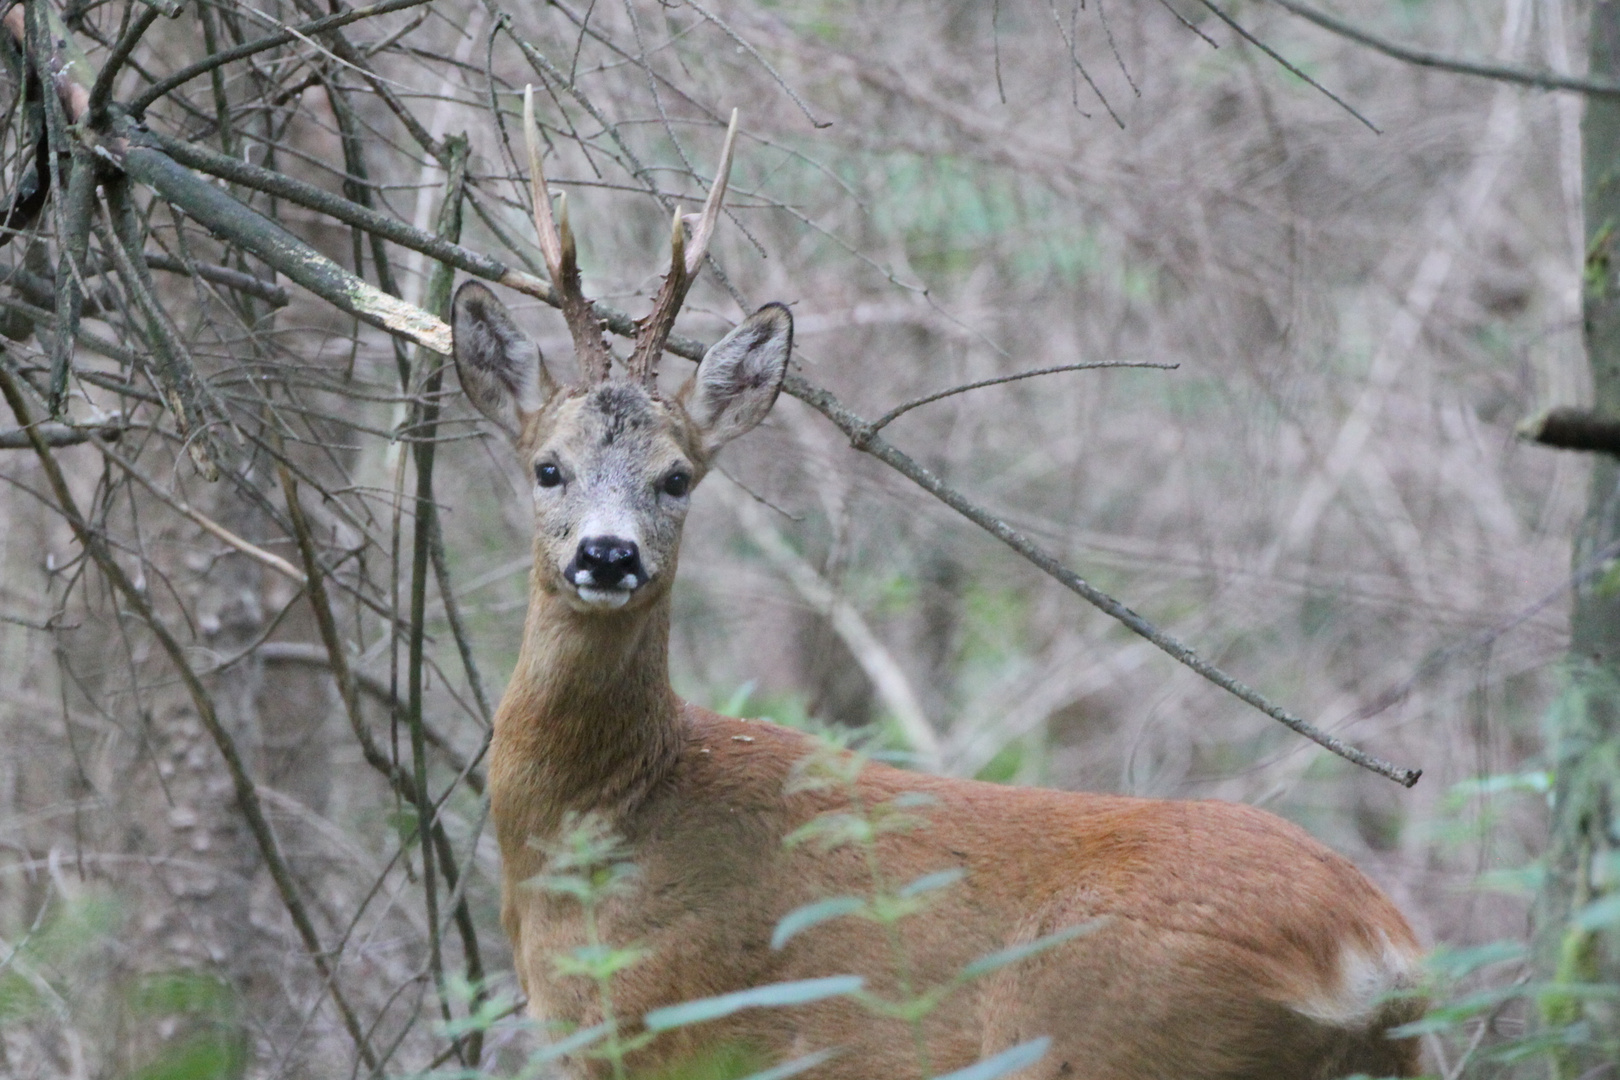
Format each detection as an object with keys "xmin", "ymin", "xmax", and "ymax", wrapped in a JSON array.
[{"xmin": 575, "ymin": 585, "xmax": 632, "ymax": 609}]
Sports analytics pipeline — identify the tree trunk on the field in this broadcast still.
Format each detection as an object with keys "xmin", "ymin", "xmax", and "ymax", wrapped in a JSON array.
[{"xmin": 1539, "ymin": 1, "xmax": 1620, "ymax": 1072}]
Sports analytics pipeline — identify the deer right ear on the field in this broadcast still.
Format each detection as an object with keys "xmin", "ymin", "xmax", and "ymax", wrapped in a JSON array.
[{"xmin": 452, "ymin": 281, "xmax": 555, "ymax": 442}]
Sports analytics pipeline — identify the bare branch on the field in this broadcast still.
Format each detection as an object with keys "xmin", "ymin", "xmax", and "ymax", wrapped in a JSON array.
[
  {"xmin": 108, "ymin": 120, "xmax": 455, "ymax": 354},
  {"xmin": 128, "ymin": 0, "xmax": 439, "ymax": 115},
  {"xmin": 1267, "ymin": 0, "xmax": 1620, "ymax": 98},
  {"xmin": 1197, "ymin": 0, "xmax": 1379, "ymax": 133},
  {"xmin": 1518, "ymin": 407, "xmax": 1620, "ymax": 457},
  {"xmin": 0, "ymin": 365, "xmax": 382, "ymax": 1068},
  {"xmin": 0, "ymin": 419, "xmax": 123, "ymax": 448},
  {"xmin": 864, "ymin": 360, "xmax": 1179, "ymax": 438}
]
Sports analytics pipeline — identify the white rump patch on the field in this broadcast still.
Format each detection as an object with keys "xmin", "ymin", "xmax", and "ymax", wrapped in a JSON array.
[{"xmin": 1290, "ymin": 933, "xmax": 1418, "ymax": 1028}]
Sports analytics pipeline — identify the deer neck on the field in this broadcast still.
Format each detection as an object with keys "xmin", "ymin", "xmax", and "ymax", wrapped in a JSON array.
[{"xmin": 490, "ymin": 571, "xmax": 684, "ymax": 856}]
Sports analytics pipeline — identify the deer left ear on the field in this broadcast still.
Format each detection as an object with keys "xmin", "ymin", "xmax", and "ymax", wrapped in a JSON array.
[
  {"xmin": 680, "ymin": 303, "xmax": 792, "ymax": 456},
  {"xmin": 452, "ymin": 281, "xmax": 555, "ymax": 442}
]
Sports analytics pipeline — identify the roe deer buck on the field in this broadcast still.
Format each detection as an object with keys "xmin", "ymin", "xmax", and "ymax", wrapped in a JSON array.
[{"xmin": 451, "ymin": 95, "xmax": 1425, "ymax": 1080}]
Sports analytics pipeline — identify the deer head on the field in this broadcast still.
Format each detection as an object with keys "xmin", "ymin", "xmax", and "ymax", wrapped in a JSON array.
[{"xmin": 452, "ymin": 96, "xmax": 792, "ymax": 615}]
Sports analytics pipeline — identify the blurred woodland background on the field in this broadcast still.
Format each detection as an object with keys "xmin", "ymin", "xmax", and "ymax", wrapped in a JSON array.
[{"xmin": 0, "ymin": 0, "xmax": 1608, "ymax": 1075}]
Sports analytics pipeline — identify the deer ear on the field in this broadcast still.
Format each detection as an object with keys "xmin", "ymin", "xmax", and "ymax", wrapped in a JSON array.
[
  {"xmin": 452, "ymin": 281, "xmax": 555, "ymax": 442},
  {"xmin": 680, "ymin": 303, "xmax": 792, "ymax": 455}
]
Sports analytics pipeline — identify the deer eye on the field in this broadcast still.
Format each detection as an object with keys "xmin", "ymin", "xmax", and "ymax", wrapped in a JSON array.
[
  {"xmin": 661, "ymin": 470, "xmax": 691, "ymax": 498},
  {"xmin": 535, "ymin": 462, "xmax": 563, "ymax": 488}
]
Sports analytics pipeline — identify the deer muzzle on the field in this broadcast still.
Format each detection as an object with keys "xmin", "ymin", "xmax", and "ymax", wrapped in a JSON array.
[{"xmin": 566, "ymin": 535, "xmax": 646, "ymax": 608}]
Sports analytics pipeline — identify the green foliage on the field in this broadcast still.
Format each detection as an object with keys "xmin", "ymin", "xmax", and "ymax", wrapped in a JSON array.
[
  {"xmin": 929, "ymin": 1038, "xmax": 1049, "ymax": 1080},
  {"xmin": 715, "ymin": 680, "xmax": 759, "ymax": 719},
  {"xmin": 770, "ymin": 897, "xmax": 868, "ymax": 950},
  {"xmin": 0, "ymin": 892, "xmax": 117, "ymax": 1023},
  {"xmin": 958, "ymin": 922, "xmax": 1105, "ymax": 981},
  {"xmin": 771, "ymin": 744, "xmax": 1095, "ymax": 1073},
  {"xmin": 524, "ymin": 813, "xmax": 650, "ymax": 1080},
  {"xmin": 131, "ymin": 1034, "xmax": 243, "ymax": 1080},
  {"xmin": 972, "ymin": 740, "xmax": 1024, "ymax": 784},
  {"xmin": 643, "ymin": 977, "xmax": 866, "ymax": 1033},
  {"xmin": 423, "ymin": 745, "xmax": 1097, "ymax": 1080},
  {"xmin": 711, "ymin": 684, "xmax": 832, "ymax": 740},
  {"xmin": 0, "ymin": 894, "xmax": 250, "ymax": 1080},
  {"xmin": 127, "ymin": 970, "xmax": 244, "ymax": 1080},
  {"xmin": 1395, "ymin": 837, "xmax": 1620, "ymax": 1072}
]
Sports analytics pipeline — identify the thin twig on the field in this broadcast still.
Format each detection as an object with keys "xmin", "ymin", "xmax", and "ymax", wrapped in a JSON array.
[
  {"xmin": 138, "ymin": 125, "xmax": 555, "ymax": 309},
  {"xmin": 144, "ymin": 253, "xmax": 289, "ymax": 308},
  {"xmin": 0, "ymin": 419, "xmax": 123, "ymax": 448},
  {"xmin": 790, "ymin": 373, "xmax": 1421, "ymax": 787},
  {"xmin": 86, "ymin": 432, "xmax": 306, "ymax": 584},
  {"xmin": 99, "ymin": 180, "xmax": 225, "ymax": 476},
  {"xmin": 1267, "ymin": 0, "xmax": 1620, "ymax": 98},
  {"xmin": 864, "ymin": 360, "xmax": 1178, "ymax": 437},
  {"xmin": 0, "ymin": 364, "xmax": 382, "ymax": 1070},
  {"xmin": 403, "ymin": 132, "xmax": 469, "ymax": 1063},
  {"xmin": 1156, "ymin": 0, "xmax": 1220, "ymax": 48},
  {"xmin": 256, "ymin": 641, "xmax": 483, "ymax": 789},
  {"xmin": 1196, "ymin": 0, "xmax": 1380, "ymax": 134},
  {"xmin": 109, "ymin": 121, "xmax": 456, "ymax": 353},
  {"xmin": 278, "ymin": 460, "xmax": 487, "ymax": 1071},
  {"xmin": 128, "ymin": 0, "xmax": 438, "ymax": 114},
  {"xmin": 1046, "ymin": 0, "xmax": 1116, "ymax": 126},
  {"xmin": 681, "ymin": 0, "xmax": 830, "ymax": 128},
  {"xmin": 85, "ymin": 2, "xmax": 162, "ymax": 118}
]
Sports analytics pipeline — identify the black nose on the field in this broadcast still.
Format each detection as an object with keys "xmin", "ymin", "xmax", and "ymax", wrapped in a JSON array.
[{"xmin": 573, "ymin": 536, "xmax": 644, "ymax": 588}]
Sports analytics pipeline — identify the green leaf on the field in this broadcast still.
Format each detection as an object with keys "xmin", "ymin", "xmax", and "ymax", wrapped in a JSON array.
[
  {"xmin": 772, "ymin": 897, "xmax": 868, "ymax": 950},
  {"xmin": 643, "ymin": 976, "xmax": 865, "ymax": 1032},
  {"xmin": 387, "ymin": 805, "xmax": 421, "ymax": 846},
  {"xmin": 852, "ymin": 984, "xmax": 949, "ymax": 1024},
  {"xmin": 1446, "ymin": 770, "xmax": 1551, "ymax": 799},
  {"xmin": 128, "ymin": 971, "xmax": 235, "ymax": 1017},
  {"xmin": 899, "ymin": 868, "xmax": 964, "ymax": 898},
  {"xmin": 0, "ymin": 973, "xmax": 40, "ymax": 1023},
  {"xmin": 718, "ymin": 681, "xmax": 757, "ymax": 718},
  {"xmin": 1469, "ymin": 866, "xmax": 1545, "ymax": 896},
  {"xmin": 436, "ymin": 988, "xmax": 524, "ymax": 1039},
  {"xmin": 1389, "ymin": 985, "xmax": 1532, "ymax": 1037},
  {"xmin": 132, "ymin": 1036, "xmax": 241, "ymax": 1080},
  {"xmin": 929, "ymin": 1038, "xmax": 1050, "ymax": 1080},
  {"xmin": 735, "ymin": 1049, "xmax": 840, "ymax": 1080},
  {"xmin": 1596, "ymin": 559, "xmax": 1620, "ymax": 599},
  {"xmin": 867, "ymin": 894, "xmax": 928, "ymax": 925},
  {"xmin": 960, "ymin": 919, "xmax": 1106, "ymax": 981},
  {"xmin": 1422, "ymin": 940, "xmax": 1527, "ymax": 980},
  {"xmin": 551, "ymin": 943, "xmax": 647, "ymax": 981},
  {"xmin": 784, "ymin": 813, "xmax": 874, "ymax": 851},
  {"xmin": 1575, "ymin": 893, "xmax": 1620, "ymax": 931},
  {"xmin": 528, "ymin": 1021, "xmax": 613, "ymax": 1064},
  {"xmin": 529, "ymin": 873, "xmax": 594, "ymax": 901}
]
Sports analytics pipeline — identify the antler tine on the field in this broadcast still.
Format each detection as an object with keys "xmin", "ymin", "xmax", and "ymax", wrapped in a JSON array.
[
  {"xmin": 524, "ymin": 85, "xmax": 610, "ymax": 383},
  {"xmin": 683, "ymin": 108, "xmax": 738, "ymax": 278},
  {"xmin": 628, "ymin": 109, "xmax": 740, "ymax": 385}
]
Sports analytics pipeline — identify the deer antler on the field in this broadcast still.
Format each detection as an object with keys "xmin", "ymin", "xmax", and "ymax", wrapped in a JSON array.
[
  {"xmin": 627, "ymin": 108, "xmax": 739, "ymax": 386},
  {"xmin": 524, "ymin": 85, "xmax": 611, "ymax": 383}
]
